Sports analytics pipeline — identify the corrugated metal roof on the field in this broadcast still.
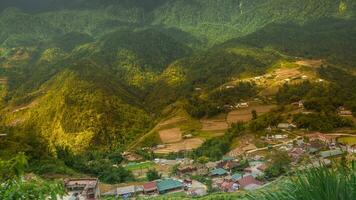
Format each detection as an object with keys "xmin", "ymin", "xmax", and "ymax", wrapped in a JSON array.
[
  {"xmin": 320, "ymin": 149, "xmax": 344, "ymax": 158},
  {"xmin": 157, "ymin": 179, "xmax": 183, "ymax": 192},
  {"xmin": 210, "ymin": 168, "xmax": 228, "ymax": 176},
  {"xmin": 232, "ymin": 173, "xmax": 242, "ymax": 181},
  {"xmin": 116, "ymin": 186, "xmax": 135, "ymax": 195}
]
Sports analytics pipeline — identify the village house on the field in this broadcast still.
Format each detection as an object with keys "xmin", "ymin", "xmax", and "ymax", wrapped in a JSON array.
[
  {"xmin": 156, "ymin": 179, "xmax": 184, "ymax": 194},
  {"xmin": 220, "ymin": 180, "xmax": 239, "ymax": 192},
  {"xmin": 205, "ymin": 161, "xmax": 218, "ymax": 169},
  {"xmin": 237, "ymin": 175, "xmax": 263, "ymax": 190},
  {"xmin": 64, "ymin": 178, "xmax": 100, "ymax": 200},
  {"xmin": 236, "ymin": 102, "xmax": 249, "ymax": 108},
  {"xmin": 307, "ymin": 140, "xmax": 325, "ymax": 154},
  {"xmin": 257, "ymin": 164, "xmax": 268, "ymax": 172},
  {"xmin": 210, "ymin": 168, "xmax": 229, "ymax": 177},
  {"xmin": 102, "ymin": 185, "xmax": 143, "ymax": 198},
  {"xmin": 339, "ymin": 110, "xmax": 353, "ymax": 116},
  {"xmin": 143, "ymin": 182, "xmax": 158, "ymax": 194},
  {"xmin": 268, "ymin": 134, "xmax": 288, "ymax": 140},
  {"xmin": 217, "ymin": 159, "xmax": 239, "ymax": 172},
  {"xmin": 121, "ymin": 151, "xmax": 143, "ymax": 162},
  {"xmin": 291, "ymin": 100, "xmax": 304, "ymax": 109},
  {"xmin": 277, "ymin": 123, "xmax": 296, "ymax": 130},
  {"xmin": 177, "ymin": 165, "xmax": 197, "ymax": 175},
  {"xmin": 188, "ymin": 188, "xmax": 207, "ymax": 197},
  {"xmin": 319, "ymin": 149, "xmax": 344, "ymax": 158},
  {"xmin": 348, "ymin": 144, "xmax": 356, "ymax": 153},
  {"xmin": 183, "ymin": 179, "xmax": 193, "ymax": 188},
  {"xmin": 231, "ymin": 173, "xmax": 243, "ymax": 182},
  {"xmin": 289, "ymin": 148, "xmax": 305, "ymax": 163},
  {"xmin": 305, "ymin": 133, "xmax": 337, "ymax": 145}
]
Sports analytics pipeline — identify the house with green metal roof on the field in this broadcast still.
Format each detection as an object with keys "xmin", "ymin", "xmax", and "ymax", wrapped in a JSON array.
[
  {"xmin": 156, "ymin": 179, "xmax": 183, "ymax": 194},
  {"xmin": 319, "ymin": 149, "xmax": 344, "ymax": 158},
  {"xmin": 231, "ymin": 173, "xmax": 242, "ymax": 182},
  {"xmin": 222, "ymin": 156, "xmax": 234, "ymax": 161},
  {"xmin": 210, "ymin": 168, "xmax": 228, "ymax": 177}
]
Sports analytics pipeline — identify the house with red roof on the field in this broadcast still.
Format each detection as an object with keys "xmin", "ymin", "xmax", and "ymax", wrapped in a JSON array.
[
  {"xmin": 143, "ymin": 182, "xmax": 157, "ymax": 194},
  {"xmin": 237, "ymin": 175, "xmax": 263, "ymax": 189}
]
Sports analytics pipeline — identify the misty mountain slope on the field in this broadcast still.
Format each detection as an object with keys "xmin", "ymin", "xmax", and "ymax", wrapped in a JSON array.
[
  {"xmin": 222, "ymin": 18, "xmax": 356, "ymax": 68},
  {"xmin": 2, "ymin": 0, "xmax": 355, "ymax": 47},
  {"xmin": 151, "ymin": 0, "xmax": 356, "ymax": 44}
]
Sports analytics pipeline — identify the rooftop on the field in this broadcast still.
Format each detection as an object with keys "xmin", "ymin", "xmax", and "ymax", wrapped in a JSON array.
[
  {"xmin": 65, "ymin": 178, "xmax": 98, "ymax": 188},
  {"xmin": 143, "ymin": 182, "xmax": 157, "ymax": 191},
  {"xmin": 238, "ymin": 175, "xmax": 263, "ymax": 188},
  {"xmin": 157, "ymin": 179, "xmax": 183, "ymax": 192},
  {"xmin": 210, "ymin": 168, "xmax": 228, "ymax": 176},
  {"xmin": 320, "ymin": 149, "xmax": 344, "ymax": 158},
  {"xmin": 231, "ymin": 173, "xmax": 242, "ymax": 181}
]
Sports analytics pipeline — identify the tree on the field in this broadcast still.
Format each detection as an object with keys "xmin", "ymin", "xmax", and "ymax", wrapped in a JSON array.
[
  {"xmin": 197, "ymin": 156, "xmax": 209, "ymax": 164},
  {"xmin": 146, "ymin": 169, "xmax": 161, "ymax": 181},
  {"xmin": 0, "ymin": 153, "xmax": 65, "ymax": 200},
  {"xmin": 265, "ymin": 150, "xmax": 291, "ymax": 178},
  {"xmin": 252, "ymin": 109, "xmax": 258, "ymax": 120}
]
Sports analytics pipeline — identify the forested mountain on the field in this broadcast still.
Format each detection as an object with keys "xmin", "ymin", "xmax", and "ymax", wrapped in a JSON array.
[{"xmin": 0, "ymin": 0, "xmax": 356, "ymax": 177}]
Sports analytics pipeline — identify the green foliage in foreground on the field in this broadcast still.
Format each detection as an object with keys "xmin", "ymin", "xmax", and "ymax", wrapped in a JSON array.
[
  {"xmin": 250, "ymin": 162, "xmax": 356, "ymax": 200},
  {"xmin": 0, "ymin": 153, "xmax": 65, "ymax": 200}
]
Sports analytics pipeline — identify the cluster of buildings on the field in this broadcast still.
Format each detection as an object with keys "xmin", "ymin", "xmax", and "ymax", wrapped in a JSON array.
[
  {"xmin": 207, "ymin": 157, "xmax": 266, "ymax": 192},
  {"xmin": 101, "ymin": 178, "xmax": 187, "ymax": 198},
  {"xmin": 62, "ymin": 130, "xmax": 355, "ymax": 200},
  {"xmin": 63, "ymin": 178, "xmax": 100, "ymax": 200}
]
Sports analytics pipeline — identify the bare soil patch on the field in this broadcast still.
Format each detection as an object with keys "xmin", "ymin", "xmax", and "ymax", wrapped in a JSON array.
[
  {"xmin": 0, "ymin": 77, "xmax": 7, "ymax": 84},
  {"xmin": 274, "ymin": 68, "xmax": 301, "ymax": 80},
  {"xmin": 154, "ymin": 138, "xmax": 204, "ymax": 154},
  {"xmin": 296, "ymin": 59, "xmax": 323, "ymax": 68},
  {"xmin": 201, "ymin": 119, "xmax": 229, "ymax": 131},
  {"xmin": 227, "ymin": 105, "xmax": 276, "ymax": 123},
  {"xmin": 158, "ymin": 128, "xmax": 182, "ymax": 143}
]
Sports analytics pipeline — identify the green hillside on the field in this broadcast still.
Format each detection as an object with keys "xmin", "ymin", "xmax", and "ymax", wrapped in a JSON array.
[
  {"xmin": 152, "ymin": 0, "xmax": 356, "ymax": 44},
  {"xmin": 0, "ymin": 0, "xmax": 356, "ymax": 182},
  {"xmin": 222, "ymin": 18, "xmax": 356, "ymax": 68},
  {"xmin": 1, "ymin": 61, "xmax": 153, "ymax": 156}
]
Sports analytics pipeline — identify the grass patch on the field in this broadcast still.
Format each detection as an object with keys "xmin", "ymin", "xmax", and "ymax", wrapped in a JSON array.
[
  {"xmin": 124, "ymin": 162, "xmax": 155, "ymax": 171},
  {"xmin": 337, "ymin": 136, "xmax": 356, "ymax": 145}
]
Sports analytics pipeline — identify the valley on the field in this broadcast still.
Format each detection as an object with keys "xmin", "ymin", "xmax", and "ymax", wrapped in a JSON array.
[{"xmin": 0, "ymin": 0, "xmax": 356, "ymax": 200}]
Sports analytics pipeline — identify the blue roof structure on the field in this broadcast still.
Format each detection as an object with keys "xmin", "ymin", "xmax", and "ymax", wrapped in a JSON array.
[
  {"xmin": 231, "ymin": 173, "xmax": 242, "ymax": 181},
  {"xmin": 210, "ymin": 168, "xmax": 228, "ymax": 176},
  {"xmin": 157, "ymin": 179, "xmax": 183, "ymax": 193},
  {"xmin": 320, "ymin": 149, "xmax": 344, "ymax": 158}
]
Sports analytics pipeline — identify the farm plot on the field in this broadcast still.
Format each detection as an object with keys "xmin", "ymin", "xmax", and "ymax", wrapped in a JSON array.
[
  {"xmin": 274, "ymin": 68, "xmax": 301, "ymax": 81},
  {"xmin": 201, "ymin": 119, "xmax": 229, "ymax": 132},
  {"xmin": 154, "ymin": 138, "xmax": 204, "ymax": 154},
  {"xmin": 158, "ymin": 128, "xmax": 182, "ymax": 143},
  {"xmin": 296, "ymin": 59, "xmax": 322, "ymax": 68},
  {"xmin": 227, "ymin": 105, "xmax": 276, "ymax": 123},
  {"xmin": 0, "ymin": 77, "xmax": 7, "ymax": 84},
  {"xmin": 124, "ymin": 162, "xmax": 155, "ymax": 171},
  {"xmin": 338, "ymin": 136, "xmax": 356, "ymax": 145}
]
